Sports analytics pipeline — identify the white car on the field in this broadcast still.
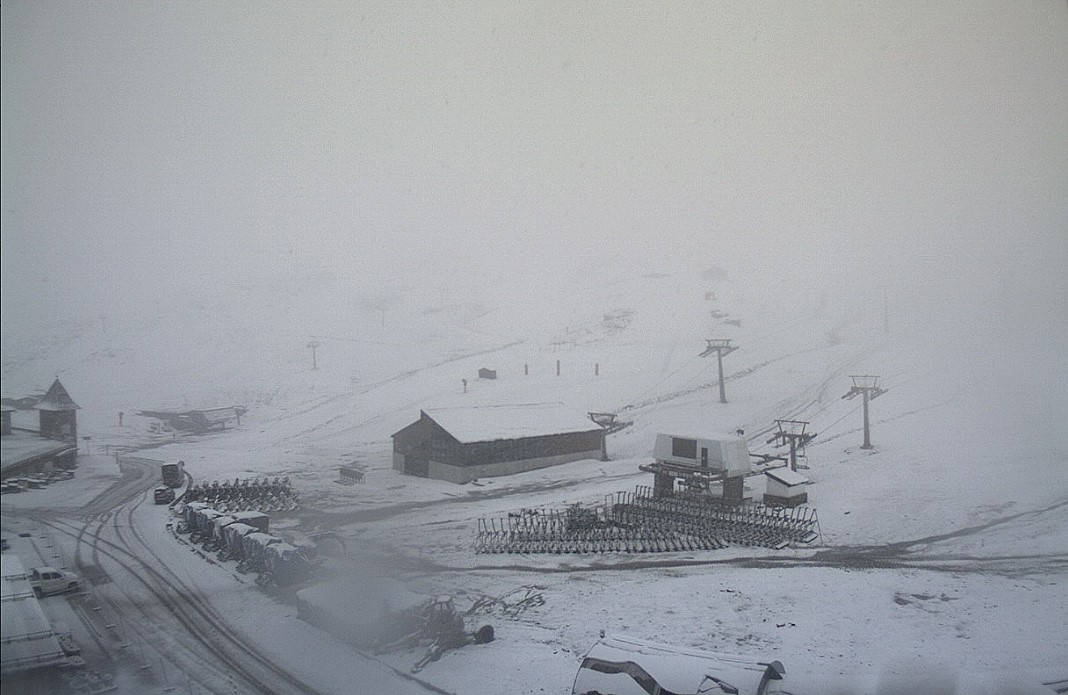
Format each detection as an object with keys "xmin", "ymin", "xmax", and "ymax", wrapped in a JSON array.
[{"xmin": 28, "ymin": 566, "xmax": 82, "ymax": 597}]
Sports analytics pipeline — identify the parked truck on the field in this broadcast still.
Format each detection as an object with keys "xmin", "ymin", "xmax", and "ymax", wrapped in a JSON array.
[{"xmin": 161, "ymin": 460, "xmax": 185, "ymax": 488}]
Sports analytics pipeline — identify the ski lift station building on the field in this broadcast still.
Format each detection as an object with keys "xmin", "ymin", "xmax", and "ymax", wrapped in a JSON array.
[
  {"xmin": 652, "ymin": 433, "xmax": 751, "ymax": 475},
  {"xmin": 392, "ymin": 406, "xmax": 604, "ymax": 483},
  {"xmin": 646, "ymin": 433, "xmax": 752, "ymax": 501}
]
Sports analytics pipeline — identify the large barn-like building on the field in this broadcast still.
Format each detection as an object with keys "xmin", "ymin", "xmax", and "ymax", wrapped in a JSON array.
[{"xmin": 392, "ymin": 406, "xmax": 604, "ymax": 483}]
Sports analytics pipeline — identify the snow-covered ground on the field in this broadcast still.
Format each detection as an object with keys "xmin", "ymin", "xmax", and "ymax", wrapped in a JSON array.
[{"xmin": 3, "ymin": 260, "xmax": 1066, "ymax": 694}]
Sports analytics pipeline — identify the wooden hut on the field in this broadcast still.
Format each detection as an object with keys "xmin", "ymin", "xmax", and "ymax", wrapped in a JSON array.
[{"xmin": 763, "ymin": 468, "xmax": 809, "ymax": 508}]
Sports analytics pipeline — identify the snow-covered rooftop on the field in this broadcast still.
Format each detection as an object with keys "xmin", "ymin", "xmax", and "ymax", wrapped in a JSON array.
[
  {"xmin": 0, "ymin": 430, "xmax": 76, "ymax": 472},
  {"xmin": 765, "ymin": 468, "xmax": 810, "ymax": 487},
  {"xmin": 422, "ymin": 405, "xmax": 601, "ymax": 444},
  {"xmin": 33, "ymin": 379, "xmax": 79, "ymax": 411},
  {"xmin": 0, "ymin": 555, "xmax": 69, "ymax": 674}
]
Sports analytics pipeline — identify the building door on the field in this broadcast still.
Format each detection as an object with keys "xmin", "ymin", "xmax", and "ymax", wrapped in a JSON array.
[{"xmin": 700, "ymin": 447, "xmax": 708, "ymax": 468}]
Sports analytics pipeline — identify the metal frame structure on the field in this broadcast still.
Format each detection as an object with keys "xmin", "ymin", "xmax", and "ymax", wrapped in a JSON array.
[
  {"xmin": 699, "ymin": 339, "xmax": 737, "ymax": 404},
  {"xmin": 474, "ymin": 486, "xmax": 821, "ymax": 555},
  {"xmin": 842, "ymin": 375, "xmax": 887, "ymax": 450},
  {"xmin": 587, "ymin": 412, "xmax": 632, "ymax": 461},
  {"xmin": 767, "ymin": 419, "xmax": 816, "ymax": 471}
]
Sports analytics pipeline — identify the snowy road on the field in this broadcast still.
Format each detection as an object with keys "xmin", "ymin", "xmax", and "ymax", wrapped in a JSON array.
[{"xmin": 3, "ymin": 457, "xmax": 458, "ymax": 695}]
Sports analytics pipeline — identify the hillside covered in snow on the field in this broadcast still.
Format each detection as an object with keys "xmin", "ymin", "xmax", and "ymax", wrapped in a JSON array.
[{"xmin": 3, "ymin": 2, "xmax": 1067, "ymax": 693}]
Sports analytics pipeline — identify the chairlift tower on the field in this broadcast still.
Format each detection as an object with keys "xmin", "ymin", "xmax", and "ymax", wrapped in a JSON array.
[
  {"xmin": 842, "ymin": 375, "xmax": 887, "ymax": 449},
  {"xmin": 306, "ymin": 341, "xmax": 321, "ymax": 370},
  {"xmin": 588, "ymin": 412, "xmax": 631, "ymax": 461},
  {"xmin": 767, "ymin": 420, "xmax": 817, "ymax": 472},
  {"xmin": 700, "ymin": 338, "xmax": 737, "ymax": 404}
]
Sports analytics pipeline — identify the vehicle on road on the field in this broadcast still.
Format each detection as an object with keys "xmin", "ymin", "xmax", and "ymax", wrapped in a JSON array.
[
  {"xmin": 161, "ymin": 460, "xmax": 185, "ymax": 487},
  {"xmin": 28, "ymin": 566, "xmax": 81, "ymax": 597},
  {"xmin": 154, "ymin": 486, "xmax": 176, "ymax": 504}
]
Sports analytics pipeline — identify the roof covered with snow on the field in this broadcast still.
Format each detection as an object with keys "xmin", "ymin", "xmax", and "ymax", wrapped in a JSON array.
[
  {"xmin": 422, "ymin": 405, "xmax": 601, "ymax": 444},
  {"xmin": 0, "ymin": 430, "xmax": 77, "ymax": 472},
  {"xmin": 34, "ymin": 379, "xmax": 79, "ymax": 411},
  {"xmin": 765, "ymin": 468, "xmax": 810, "ymax": 486},
  {"xmin": 1, "ymin": 555, "xmax": 69, "ymax": 673}
]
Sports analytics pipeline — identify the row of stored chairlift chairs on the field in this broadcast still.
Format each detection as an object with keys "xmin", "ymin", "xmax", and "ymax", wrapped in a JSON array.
[{"xmin": 475, "ymin": 486, "xmax": 820, "ymax": 555}]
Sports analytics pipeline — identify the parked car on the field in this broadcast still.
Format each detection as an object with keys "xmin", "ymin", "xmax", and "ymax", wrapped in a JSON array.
[
  {"xmin": 28, "ymin": 566, "xmax": 81, "ymax": 597},
  {"xmin": 154, "ymin": 486, "xmax": 176, "ymax": 504}
]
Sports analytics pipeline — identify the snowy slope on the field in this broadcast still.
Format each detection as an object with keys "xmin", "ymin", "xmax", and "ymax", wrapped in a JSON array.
[{"xmin": 3, "ymin": 258, "xmax": 1067, "ymax": 693}]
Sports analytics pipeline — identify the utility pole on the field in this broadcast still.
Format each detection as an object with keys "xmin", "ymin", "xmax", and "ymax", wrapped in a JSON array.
[
  {"xmin": 767, "ymin": 420, "xmax": 816, "ymax": 472},
  {"xmin": 700, "ymin": 339, "xmax": 737, "ymax": 404},
  {"xmin": 306, "ymin": 341, "xmax": 321, "ymax": 370},
  {"xmin": 842, "ymin": 375, "xmax": 887, "ymax": 450}
]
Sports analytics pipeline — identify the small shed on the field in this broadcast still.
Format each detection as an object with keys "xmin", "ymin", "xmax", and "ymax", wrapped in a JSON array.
[
  {"xmin": 763, "ymin": 468, "xmax": 809, "ymax": 508},
  {"xmin": 477, "ymin": 368, "xmax": 497, "ymax": 380}
]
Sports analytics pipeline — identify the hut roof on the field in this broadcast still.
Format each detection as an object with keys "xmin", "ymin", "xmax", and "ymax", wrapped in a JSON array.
[
  {"xmin": 420, "ymin": 405, "xmax": 599, "ymax": 444},
  {"xmin": 34, "ymin": 379, "xmax": 80, "ymax": 412},
  {"xmin": 765, "ymin": 468, "xmax": 809, "ymax": 487}
]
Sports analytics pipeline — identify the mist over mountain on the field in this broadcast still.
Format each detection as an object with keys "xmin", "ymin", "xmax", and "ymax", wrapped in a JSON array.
[{"xmin": 4, "ymin": 2, "xmax": 1065, "ymax": 354}]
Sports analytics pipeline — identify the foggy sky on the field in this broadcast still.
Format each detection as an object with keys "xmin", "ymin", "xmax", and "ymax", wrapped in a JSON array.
[{"xmin": 2, "ymin": 1, "xmax": 1067, "ymax": 330}]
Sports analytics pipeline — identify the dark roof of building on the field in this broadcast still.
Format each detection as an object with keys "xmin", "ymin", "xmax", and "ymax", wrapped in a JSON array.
[{"xmin": 34, "ymin": 379, "xmax": 79, "ymax": 412}]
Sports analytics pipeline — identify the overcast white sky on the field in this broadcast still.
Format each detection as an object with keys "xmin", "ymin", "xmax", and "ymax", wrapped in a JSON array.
[{"xmin": 2, "ymin": 1, "xmax": 1066, "ymax": 332}]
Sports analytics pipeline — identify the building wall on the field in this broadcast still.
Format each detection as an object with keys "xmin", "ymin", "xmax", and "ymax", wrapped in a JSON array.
[
  {"xmin": 766, "ymin": 478, "xmax": 806, "ymax": 499},
  {"xmin": 763, "ymin": 491, "xmax": 808, "ymax": 508},
  {"xmin": 391, "ymin": 415, "xmax": 442, "ymax": 477},
  {"xmin": 433, "ymin": 429, "xmax": 603, "ymax": 468},
  {"xmin": 427, "ymin": 447, "xmax": 601, "ymax": 484},
  {"xmin": 39, "ymin": 410, "xmax": 77, "ymax": 442}
]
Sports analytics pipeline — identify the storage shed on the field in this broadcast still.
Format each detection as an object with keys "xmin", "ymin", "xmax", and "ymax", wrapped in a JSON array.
[
  {"xmin": 763, "ymin": 467, "xmax": 809, "ymax": 508},
  {"xmin": 392, "ymin": 406, "xmax": 604, "ymax": 483},
  {"xmin": 477, "ymin": 368, "xmax": 497, "ymax": 380}
]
